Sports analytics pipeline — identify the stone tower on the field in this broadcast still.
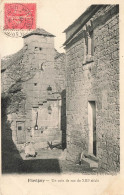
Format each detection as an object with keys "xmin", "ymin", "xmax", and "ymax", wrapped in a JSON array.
[{"xmin": 1, "ymin": 28, "xmax": 66, "ymax": 149}]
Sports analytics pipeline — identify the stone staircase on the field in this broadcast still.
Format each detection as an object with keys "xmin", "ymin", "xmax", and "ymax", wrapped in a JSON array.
[
  {"xmin": 32, "ymin": 94, "xmax": 62, "ymax": 150},
  {"xmin": 81, "ymin": 154, "xmax": 99, "ymax": 168},
  {"xmin": 33, "ymin": 128, "xmax": 62, "ymax": 149}
]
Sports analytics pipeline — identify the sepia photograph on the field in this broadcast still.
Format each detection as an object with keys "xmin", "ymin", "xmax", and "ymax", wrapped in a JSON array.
[
  {"xmin": 1, "ymin": 2, "xmax": 120, "ymax": 174},
  {"xmin": 0, "ymin": 1, "xmax": 123, "ymax": 194}
]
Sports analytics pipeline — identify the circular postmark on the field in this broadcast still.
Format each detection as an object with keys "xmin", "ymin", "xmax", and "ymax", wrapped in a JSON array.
[
  {"xmin": 5, "ymin": 3, "xmax": 33, "ymax": 30},
  {"xmin": 1, "ymin": 3, "xmax": 36, "ymax": 38}
]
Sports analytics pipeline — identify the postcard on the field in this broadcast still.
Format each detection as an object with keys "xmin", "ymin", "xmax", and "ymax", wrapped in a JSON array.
[{"xmin": 0, "ymin": 0, "xmax": 124, "ymax": 194}]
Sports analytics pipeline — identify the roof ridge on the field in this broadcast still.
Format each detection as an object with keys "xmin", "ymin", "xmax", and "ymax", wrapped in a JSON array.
[{"xmin": 23, "ymin": 28, "xmax": 55, "ymax": 38}]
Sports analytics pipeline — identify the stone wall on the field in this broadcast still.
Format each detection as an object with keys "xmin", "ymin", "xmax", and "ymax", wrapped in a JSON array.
[
  {"xmin": 65, "ymin": 5, "xmax": 119, "ymax": 172},
  {"xmin": 1, "ymin": 31, "xmax": 66, "ymax": 147},
  {"xmin": 54, "ymin": 52, "xmax": 66, "ymax": 149}
]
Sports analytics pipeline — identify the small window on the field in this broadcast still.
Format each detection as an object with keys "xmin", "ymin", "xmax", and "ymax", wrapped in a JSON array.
[
  {"xmin": 83, "ymin": 30, "xmax": 94, "ymax": 64},
  {"xmin": 85, "ymin": 36, "xmax": 88, "ymax": 55},
  {"xmin": 39, "ymin": 47, "xmax": 42, "ymax": 51},
  {"xmin": 40, "ymin": 63, "xmax": 44, "ymax": 71},
  {"xmin": 18, "ymin": 126, "xmax": 22, "ymax": 130},
  {"xmin": 34, "ymin": 83, "xmax": 37, "ymax": 86},
  {"xmin": 47, "ymin": 85, "xmax": 52, "ymax": 95},
  {"xmin": 48, "ymin": 105, "xmax": 52, "ymax": 114},
  {"xmin": 86, "ymin": 31, "xmax": 94, "ymax": 57},
  {"xmin": 47, "ymin": 85, "xmax": 52, "ymax": 91},
  {"xmin": 90, "ymin": 30, "xmax": 94, "ymax": 56}
]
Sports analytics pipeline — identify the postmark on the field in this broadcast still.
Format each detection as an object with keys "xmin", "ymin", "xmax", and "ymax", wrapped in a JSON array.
[
  {"xmin": 4, "ymin": 3, "xmax": 36, "ymax": 30},
  {"xmin": 1, "ymin": 3, "xmax": 36, "ymax": 38},
  {"xmin": 3, "ymin": 29, "xmax": 32, "ymax": 38}
]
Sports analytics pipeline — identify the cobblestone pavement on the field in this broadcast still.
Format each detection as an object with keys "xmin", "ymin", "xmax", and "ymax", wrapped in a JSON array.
[{"xmin": 2, "ymin": 144, "xmax": 106, "ymax": 174}]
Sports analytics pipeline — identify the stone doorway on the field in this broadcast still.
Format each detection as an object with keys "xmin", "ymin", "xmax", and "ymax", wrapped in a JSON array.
[{"xmin": 88, "ymin": 101, "xmax": 96, "ymax": 156}]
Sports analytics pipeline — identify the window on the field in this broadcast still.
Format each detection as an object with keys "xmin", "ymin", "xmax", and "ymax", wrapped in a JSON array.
[
  {"xmin": 48, "ymin": 105, "xmax": 52, "ymax": 114},
  {"xmin": 40, "ymin": 63, "xmax": 44, "ymax": 71},
  {"xmin": 18, "ymin": 126, "xmax": 22, "ymax": 130},
  {"xmin": 47, "ymin": 85, "xmax": 52, "ymax": 95},
  {"xmin": 83, "ymin": 30, "xmax": 94, "ymax": 64},
  {"xmin": 34, "ymin": 47, "xmax": 42, "ymax": 51},
  {"xmin": 87, "ymin": 31, "xmax": 94, "ymax": 58},
  {"xmin": 34, "ymin": 83, "xmax": 37, "ymax": 86},
  {"xmin": 90, "ymin": 30, "xmax": 94, "ymax": 56}
]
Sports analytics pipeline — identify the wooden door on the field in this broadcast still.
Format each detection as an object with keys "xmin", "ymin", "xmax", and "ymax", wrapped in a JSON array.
[
  {"xmin": 16, "ymin": 121, "xmax": 26, "ymax": 144},
  {"xmin": 88, "ymin": 101, "xmax": 96, "ymax": 156}
]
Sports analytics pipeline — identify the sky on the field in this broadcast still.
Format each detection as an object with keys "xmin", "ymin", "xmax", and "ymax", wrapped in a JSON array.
[{"xmin": 0, "ymin": 0, "xmax": 90, "ymax": 57}]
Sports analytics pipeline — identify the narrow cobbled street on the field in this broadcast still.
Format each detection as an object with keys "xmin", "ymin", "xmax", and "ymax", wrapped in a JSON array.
[
  {"xmin": 2, "ymin": 139, "xmax": 104, "ymax": 174},
  {"xmin": 1, "ymin": 104, "xmax": 102, "ymax": 174}
]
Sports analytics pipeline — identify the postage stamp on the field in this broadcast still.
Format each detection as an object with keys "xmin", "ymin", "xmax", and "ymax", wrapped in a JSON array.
[{"xmin": 4, "ymin": 3, "xmax": 36, "ymax": 30}]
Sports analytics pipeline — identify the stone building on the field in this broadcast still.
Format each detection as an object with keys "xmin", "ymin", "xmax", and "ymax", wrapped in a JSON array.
[
  {"xmin": 64, "ymin": 5, "xmax": 119, "ymax": 172},
  {"xmin": 1, "ymin": 28, "xmax": 66, "ymax": 149}
]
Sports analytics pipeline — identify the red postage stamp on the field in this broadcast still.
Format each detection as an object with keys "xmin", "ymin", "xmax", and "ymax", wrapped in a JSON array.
[{"xmin": 4, "ymin": 3, "xmax": 36, "ymax": 30}]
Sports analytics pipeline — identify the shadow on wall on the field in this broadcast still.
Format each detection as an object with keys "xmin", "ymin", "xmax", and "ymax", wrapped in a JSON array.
[
  {"xmin": 1, "ymin": 94, "xmax": 22, "ymax": 173},
  {"xmin": 61, "ymin": 89, "xmax": 66, "ymax": 150},
  {"xmin": 1, "ymin": 94, "xmax": 61, "ymax": 174}
]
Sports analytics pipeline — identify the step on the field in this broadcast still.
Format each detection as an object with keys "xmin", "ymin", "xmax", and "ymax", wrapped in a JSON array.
[
  {"xmin": 34, "ymin": 140, "xmax": 62, "ymax": 150},
  {"xmin": 34, "ymin": 142, "xmax": 48, "ymax": 149},
  {"xmin": 84, "ymin": 154, "xmax": 99, "ymax": 162},
  {"xmin": 33, "ymin": 135, "xmax": 61, "ymax": 141},
  {"xmin": 43, "ymin": 130, "xmax": 62, "ymax": 136},
  {"xmin": 34, "ymin": 130, "xmax": 61, "ymax": 136},
  {"xmin": 81, "ymin": 157, "xmax": 98, "ymax": 168}
]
